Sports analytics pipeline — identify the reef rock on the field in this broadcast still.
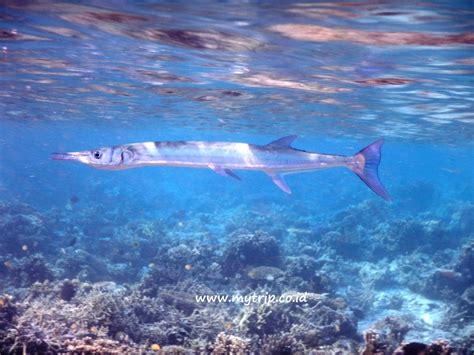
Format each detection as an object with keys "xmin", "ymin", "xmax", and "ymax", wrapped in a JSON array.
[{"xmin": 222, "ymin": 230, "xmax": 282, "ymax": 277}]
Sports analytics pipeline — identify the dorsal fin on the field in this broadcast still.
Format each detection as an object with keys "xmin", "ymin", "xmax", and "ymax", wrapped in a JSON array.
[{"xmin": 265, "ymin": 135, "xmax": 298, "ymax": 148}]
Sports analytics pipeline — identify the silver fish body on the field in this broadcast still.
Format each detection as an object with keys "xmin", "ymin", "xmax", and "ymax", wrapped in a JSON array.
[{"xmin": 52, "ymin": 136, "xmax": 390, "ymax": 199}]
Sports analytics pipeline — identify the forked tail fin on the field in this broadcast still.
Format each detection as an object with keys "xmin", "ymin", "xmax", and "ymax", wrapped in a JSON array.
[{"xmin": 349, "ymin": 139, "xmax": 391, "ymax": 201}]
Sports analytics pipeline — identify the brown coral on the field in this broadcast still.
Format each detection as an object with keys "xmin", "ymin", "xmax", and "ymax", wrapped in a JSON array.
[{"xmin": 212, "ymin": 332, "xmax": 249, "ymax": 354}]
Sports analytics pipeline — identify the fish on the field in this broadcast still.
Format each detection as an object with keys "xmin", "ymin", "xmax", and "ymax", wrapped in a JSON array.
[{"xmin": 51, "ymin": 136, "xmax": 390, "ymax": 200}]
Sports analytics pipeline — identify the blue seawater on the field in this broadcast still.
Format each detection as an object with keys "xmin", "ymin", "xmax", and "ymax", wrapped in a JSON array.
[{"xmin": 0, "ymin": 1, "xmax": 473, "ymax": 353}]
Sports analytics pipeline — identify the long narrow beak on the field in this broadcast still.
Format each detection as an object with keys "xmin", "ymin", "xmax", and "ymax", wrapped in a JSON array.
[{"xmin": 51, "ymin": 152, "xmax": 87, "ymax": 161}]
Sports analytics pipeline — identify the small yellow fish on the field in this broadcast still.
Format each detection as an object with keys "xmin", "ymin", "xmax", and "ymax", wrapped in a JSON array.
[{"xmin": 150, "ymin": 344, "xmax": 161, "ymax": 351}]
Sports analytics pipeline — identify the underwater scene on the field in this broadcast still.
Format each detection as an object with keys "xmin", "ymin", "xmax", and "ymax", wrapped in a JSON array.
[{"xmin": 0, "ymin": 1, "xmax": 473, "ymax": 354}]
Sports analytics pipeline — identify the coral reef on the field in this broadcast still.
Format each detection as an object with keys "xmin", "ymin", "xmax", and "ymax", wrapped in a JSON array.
[
  {"xmin": 0, "ymin": 202, "xmax": 53, "ymax": 257},
  {"xmin": 7, "ymin": 254, "xmax": 55, "ymax": 287},
  {"xmin": 364, "ymin": 316, "xmax": 414, "ymax": 354},
  {"xmin": 239, "ymin": 292, "xmax": 357, "ymax": 347},
  {"xmin": 0, "ymin": 195, "xmax": 472, "ymax": 353},
  {"xmin": 221, "ymin": 229, "xmax": 282, "ymax": 277},
  {"xmin": 211, "ymin": 332, "xmax": 249, "ymax": 354}
]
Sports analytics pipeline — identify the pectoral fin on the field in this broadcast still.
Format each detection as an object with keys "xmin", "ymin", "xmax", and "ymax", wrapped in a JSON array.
[
  {"xmin": 267, "ymin": 172, "xmax": 291, "ymax": 194},
  {"xmin": 208, "ymin": 164, "xmax": 241, "ymax": 181}
]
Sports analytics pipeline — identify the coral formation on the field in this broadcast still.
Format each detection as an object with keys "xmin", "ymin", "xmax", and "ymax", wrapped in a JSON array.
[
  {"xmin": 239, "ymin": 291, "xmax": 357, "ymax": 347},
  {"xmin": 0, "ymin": 195, "xmax": 472, "ymax": 353},
  {"xmin": 221, "ymin": 229, "xmax": 282, "ymax": 277}
]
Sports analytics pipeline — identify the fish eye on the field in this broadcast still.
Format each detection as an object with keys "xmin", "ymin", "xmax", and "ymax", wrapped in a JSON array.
[{"xmin": 93, "ymin": 150, "xmax": 102, "ymax": 159}]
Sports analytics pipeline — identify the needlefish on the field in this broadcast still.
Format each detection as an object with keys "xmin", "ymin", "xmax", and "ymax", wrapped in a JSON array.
[{"xmin": 51, "ymin": 136, "xmax": 390, "ymax": 200}]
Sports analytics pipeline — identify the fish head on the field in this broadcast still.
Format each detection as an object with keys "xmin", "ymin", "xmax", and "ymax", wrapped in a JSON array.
[{"xmin": 51, "ymin": 146, "xmax": 133, "ymax": 170}]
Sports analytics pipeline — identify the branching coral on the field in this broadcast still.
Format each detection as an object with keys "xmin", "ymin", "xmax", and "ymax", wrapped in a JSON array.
[
  {"xmin": 238, "ymin": 292, "xmax": 357, "ymax": 347},
  {"xmin": 364, "ymin": 316, "xmax": 413, "ymax": 354},
  {"xmin": 211, "ymin": 332, "xmax": 250, "ymax": 354}
]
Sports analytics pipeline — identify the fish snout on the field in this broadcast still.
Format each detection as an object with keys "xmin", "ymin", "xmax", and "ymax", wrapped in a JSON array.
[{"xmin": 51, "ymin": 152, "xmax": 88, "ymax": 161}]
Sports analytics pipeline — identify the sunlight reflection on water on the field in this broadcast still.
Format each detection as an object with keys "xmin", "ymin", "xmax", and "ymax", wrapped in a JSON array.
[{"xmin": 0, "ymin": 1, "xmax": 473, "ymax": 142}]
